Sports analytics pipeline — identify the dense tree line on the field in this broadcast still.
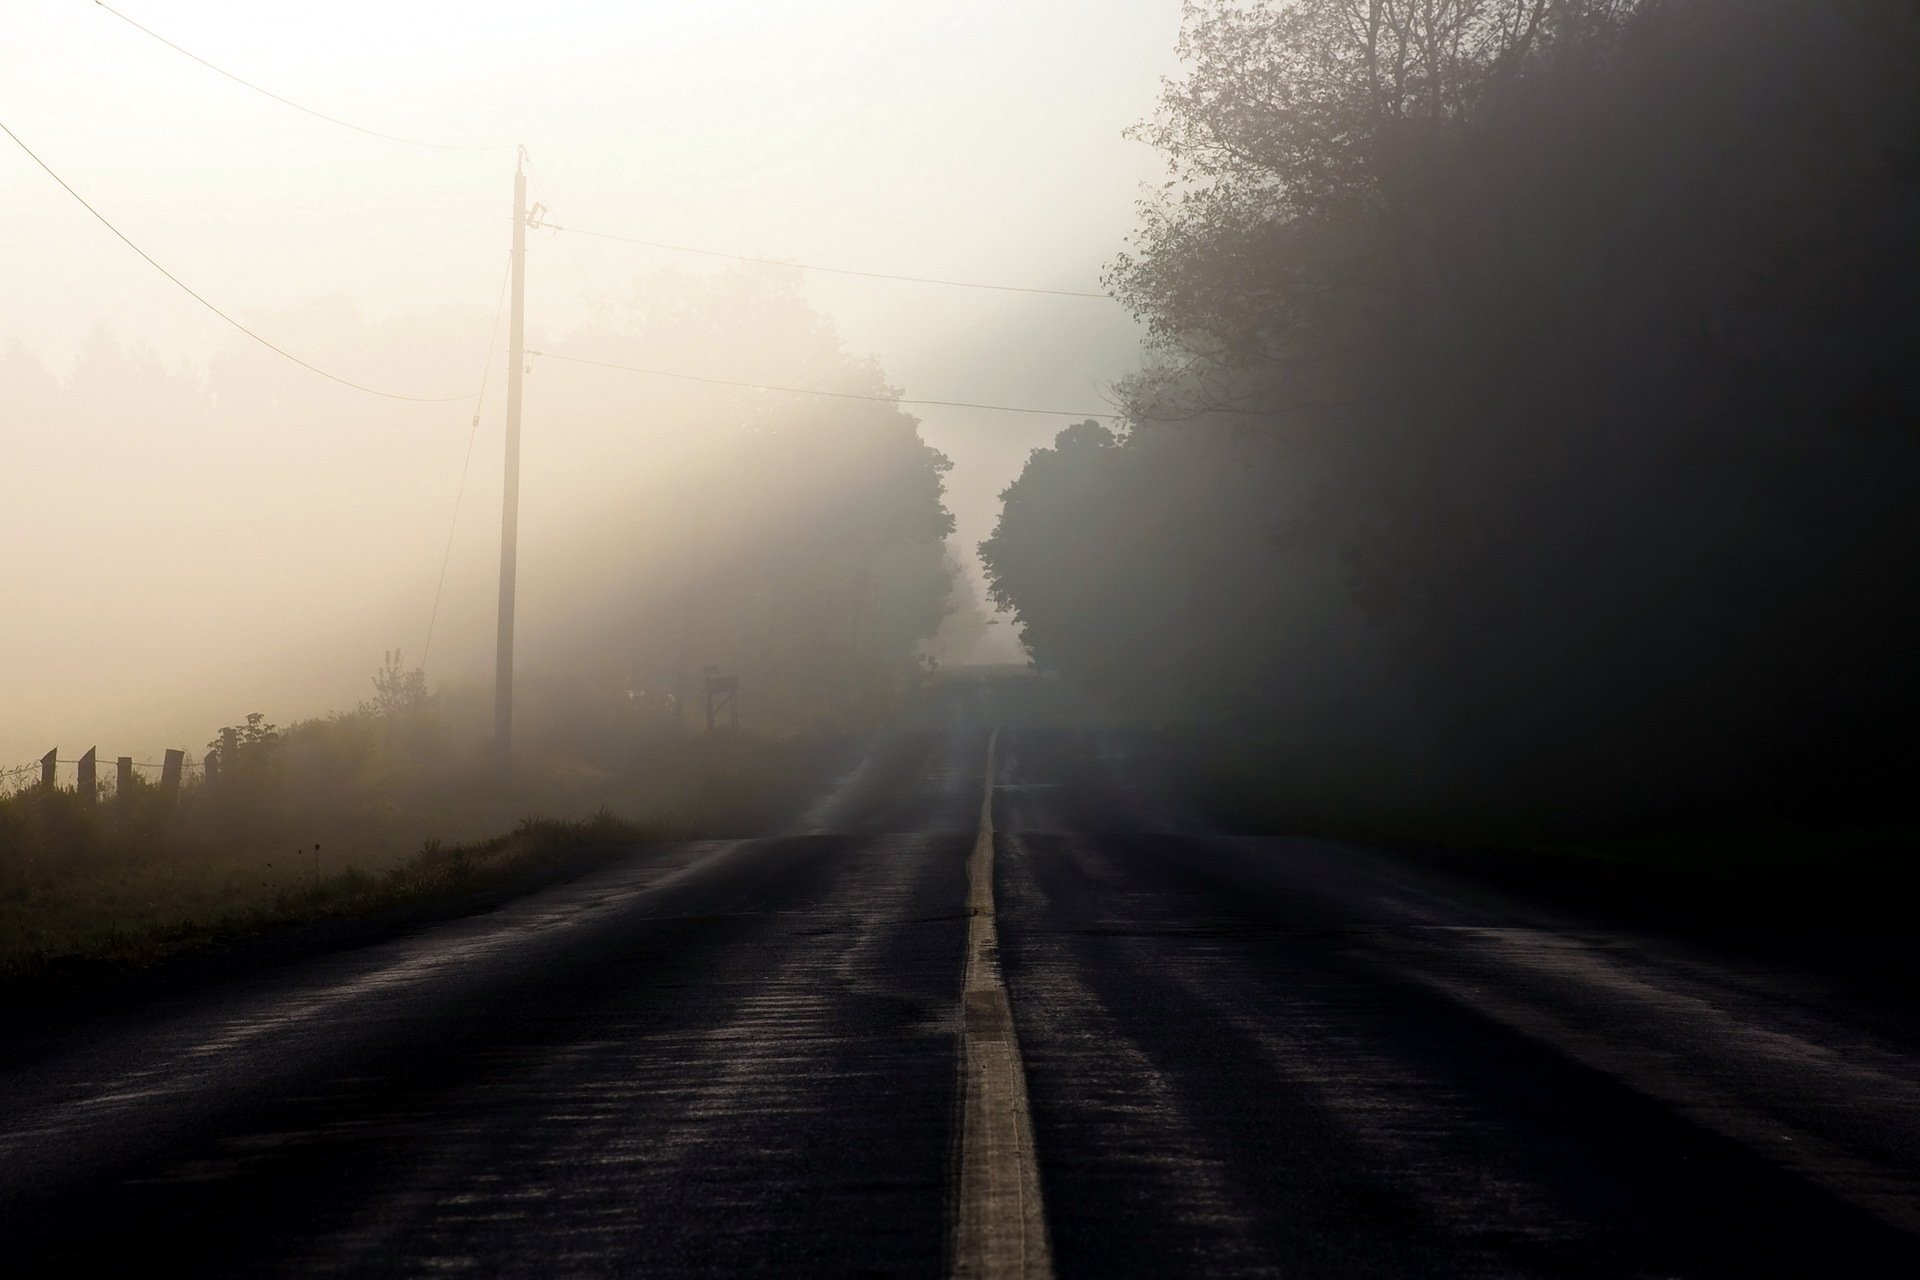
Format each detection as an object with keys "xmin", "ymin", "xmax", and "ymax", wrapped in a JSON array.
[
  {"xmin": 3, "ymin": 268, "xmax": 960, "ymax": 750},
  {"xmin": 522, "ymin": 266, "xmax": 960, "ymax": 729},
  {"xmin": 984, "ymin": 0, "xmax": 1920, "ymax": 827}
]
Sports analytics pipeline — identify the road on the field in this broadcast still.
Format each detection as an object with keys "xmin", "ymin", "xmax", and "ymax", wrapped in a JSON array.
[{"xmin": 3, "ymin": 720, "xmax": 1919, "ymax": 1276}]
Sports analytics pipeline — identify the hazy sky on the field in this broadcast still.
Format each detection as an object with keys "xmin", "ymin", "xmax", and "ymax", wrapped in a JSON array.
[{"xmin": 1, "ymin": 0, "xmax": 1182, "ymax": 762}]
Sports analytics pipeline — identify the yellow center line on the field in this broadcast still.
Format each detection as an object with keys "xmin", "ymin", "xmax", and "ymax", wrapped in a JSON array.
[{"xmin": 952, "ymin": 728, "xmax": 1054, "ymax": 1279}]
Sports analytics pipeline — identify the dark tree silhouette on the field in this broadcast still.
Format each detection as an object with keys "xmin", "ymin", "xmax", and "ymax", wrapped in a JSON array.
[{"xmin": 988, "ymin": 0, "xmax": 1920, "ymax": 827}]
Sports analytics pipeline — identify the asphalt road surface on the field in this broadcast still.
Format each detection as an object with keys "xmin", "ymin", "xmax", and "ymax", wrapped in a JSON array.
[{"xmin": 4, "ymin": 719, "xmax": 1919, "ymax": 1277}]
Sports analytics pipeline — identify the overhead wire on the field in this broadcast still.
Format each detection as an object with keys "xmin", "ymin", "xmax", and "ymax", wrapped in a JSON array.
[
  {"xmin": 1, "ymin": 118, "xmax": 478, "ymax": 403},
  {"xmin": 421, "ymin": 251, "xmax": 515, "ymax": 670},
  {"xmin": 92, "ymin": 1, "xmax": 494, "ymax": 152},
  {"xmin": 526, "ymin": 350, "xmax": 1120, "ymax": 420},
  {"xmin": 26, "ymin": 27, "xmax": 1125, "ymax": 473},
  {"xmin": 523, "ymin": 166, "xmax": 1121, "ymax": 419},
  {"xmin": 94, "ymin": 1, "xmax": 1105, "ymax": 306},
  {"xmin": 68, "ymin": 7, "xmax": 1124, "ymax": 415},
  {"xmin": 524, "ymin": 160, "xmax": 618, "ymax": 318},
  {"xmin": 532, "ymin": 220, "xmax": 1112, "ymax": 300}
]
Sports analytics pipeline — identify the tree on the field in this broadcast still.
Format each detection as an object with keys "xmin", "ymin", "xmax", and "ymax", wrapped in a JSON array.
[
  {"xmin": 990, "ymin": 0, "xmax": 1920, "ymax": 825},
  {"xmin": 526, "ymin": 266, "xmax": 960, "ymax": 729},
  {"xmin": 363, "ymin": 650, "xmax": 429, "ymax": 720},
  {"xmin": 1111, "ymin": 1, "xmax": 1631, "ymax": 358},
  {"xmin": 207, "ymin": 712, "xmax": 280, "ymax": 773}
]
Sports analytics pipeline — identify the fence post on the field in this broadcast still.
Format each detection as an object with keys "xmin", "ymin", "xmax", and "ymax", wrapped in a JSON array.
[
  {"xmin": 117, "ymin": 756, "xmax": 134, "ymax": 800},
  {"xmin": 221, "ymin": 727, "xmax": 238, "ymax": 774},
  {"xmin": 161, "ymin": 749, "xmax": 184, "ymax": 802},
  {"xmin": 77, "ymin": 748, "xmax": 97, "ymax": 805},
  {"xmin": 41, "ymin": 748, "xmax": 56, "ymax": 789}
]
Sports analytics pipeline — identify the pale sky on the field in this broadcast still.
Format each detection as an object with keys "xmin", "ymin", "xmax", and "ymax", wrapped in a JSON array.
[{"xmin": 1, "ymin": 0, "xmax": 1184, "ymax": 762}]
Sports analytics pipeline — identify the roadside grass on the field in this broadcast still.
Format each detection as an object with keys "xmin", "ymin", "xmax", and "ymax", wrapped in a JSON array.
[
  {"xmin": 0, "ymin": 811, "xmax": 647, "ymax": 986},
  {"xmin": 0, "ymin": 729, "xmax": 840, "ymax": 990}
]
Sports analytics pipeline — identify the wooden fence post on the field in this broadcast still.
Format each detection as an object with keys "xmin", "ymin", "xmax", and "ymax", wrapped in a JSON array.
[
  {"xmin": 77, "ymin": 748, "xmax": 96, "ymax": 805},
  {"xmin": 117, "ymin": 756, "xmax": 134, "ymax": 800},
  {"xmin": 41, "ymin": 748, "xmax": 56, "ymax": 789},
  {"xmin": 161, "ymin": 749, "xmax": 184, "ymax": 802}
]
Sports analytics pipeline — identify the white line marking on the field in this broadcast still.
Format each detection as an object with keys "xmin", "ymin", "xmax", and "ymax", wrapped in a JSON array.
[{"xmin": 953, "ymin": 729, "xmax": 1054, "ymax": 1279}]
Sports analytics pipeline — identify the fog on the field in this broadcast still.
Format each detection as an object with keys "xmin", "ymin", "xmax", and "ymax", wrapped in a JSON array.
[
  {"xmin": 7, "ymin": 6, "xmax": 1920, "ymax": 1258},
  {"xmin": 1, "ymin": 0, "xmax": 1176, "ymax": 764},
  {"xmin": 9, "ymin": 0, "xmax": 1916, "ymax": 842}
]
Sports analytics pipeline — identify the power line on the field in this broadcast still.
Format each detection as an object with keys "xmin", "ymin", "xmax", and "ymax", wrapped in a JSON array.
[
  {"xmin": 1, "ymin": 118, "xmax": 477, "ymax": 403},
  {"xmin": 524, "ymin": 161, "xmax": 617, "ymax": 316},
  {"xmin": 532, "ymin": 219, "xmax": 1112, "ymax": 300},
  {"xmin": 93, "ymin": 1, "xmax": 492, "ymax": 152},
  {"xmin": 93, "ymin": 1, "xmax": 1099, "ymax": 300},
  {"xmin": 527, "ymin": 350, "xmax": 1120, "ymax": 420},
  {"xmin": 422, "ymin": 252, "xmax": 515, "ymax": 670}
]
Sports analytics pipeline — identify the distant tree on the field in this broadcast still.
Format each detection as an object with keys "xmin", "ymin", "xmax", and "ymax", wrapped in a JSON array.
[
  {"xmin": 362, "ymin": 650, "xmax": 429, "ymax": 720},
  {"xmin": 524, "ymin": 268, "xmax": 960, "ymax": 730},
  {"xmin": 982, "ymin": 421, "xmax": 1121, "ymax": 676},
  {"xmin": 921, "ymin": 547, "xmax": 997, "ymax": 668}
]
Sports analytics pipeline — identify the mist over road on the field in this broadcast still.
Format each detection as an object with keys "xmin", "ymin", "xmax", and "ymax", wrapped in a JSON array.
[{"xmin": 4, "ymin": 718, "xmax": 1917, "ymax": 1276}]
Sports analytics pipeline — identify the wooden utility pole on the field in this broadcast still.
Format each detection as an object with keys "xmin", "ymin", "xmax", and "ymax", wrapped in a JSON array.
[{"xmin": 495, "ymin": 147, "xmax": 528, "ymax": 777}]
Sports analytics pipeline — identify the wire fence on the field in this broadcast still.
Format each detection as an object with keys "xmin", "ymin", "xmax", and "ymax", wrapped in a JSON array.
[{"xmin": 1, "ymin": 751, "xmax": 207, "ymax": 799}]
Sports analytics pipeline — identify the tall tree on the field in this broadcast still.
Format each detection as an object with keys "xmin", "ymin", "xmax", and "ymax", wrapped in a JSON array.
[{"xmin": 989, "ymin": 0, "xmax": 1920, "ymax": 824}]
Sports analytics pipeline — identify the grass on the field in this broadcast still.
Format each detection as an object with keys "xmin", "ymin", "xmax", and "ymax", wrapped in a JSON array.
[
  {"xmin": 0, "ymin": 724, "xmax": 844, "ymax": 992},
  {"xmin": 0, "ymin": 811, "xmax": 648, "ymax": 989}
]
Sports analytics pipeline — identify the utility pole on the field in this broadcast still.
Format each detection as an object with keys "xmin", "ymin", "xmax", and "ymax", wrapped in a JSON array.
[{"xmin": 494, "ymin": 147, "xmax": 528, "ymax": 777}]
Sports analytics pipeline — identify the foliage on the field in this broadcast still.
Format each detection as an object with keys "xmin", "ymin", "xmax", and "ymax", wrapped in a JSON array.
[
  {"xmin": 0, "ymin": 679, "xmax": 840, "ymax": 985},
  {"xmin": 922, "ymin": 546, "xmax": 997, "ymax": 668},
  {"xmin": 537, "ymin": 268, "xmax": 959, "ymax": 728},
  {"xmin": 363, "ymin": 649, "xmax": 429, "ymax": 720},
  {"xmin": 988, "ymin": 0, "xmax": 1920, "ymax": 828},
  {"xmin": 205, "ymin": 712, "xmax": 280, "ymax": 770},
  {"xmin": 2, "ymin": 267, "xmax": 956, "ymax": 767},
  {"xmin": 1112, "ymin": 0, "xmax": 1634, "ymax": 356}
]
